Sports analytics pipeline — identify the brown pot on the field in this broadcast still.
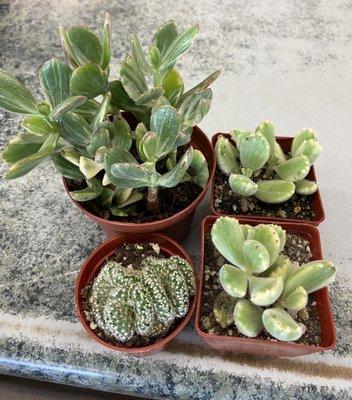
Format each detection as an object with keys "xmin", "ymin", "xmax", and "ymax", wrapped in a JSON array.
[
  {"xmin": 195, "ymin": 215, "xmax": 336, "ymax": 357},
  {"xmin": 63, "ymin": 120, "xmax": 215, "ymax": 242},
  {"xmin": 75, "ymin": 232, "xmax": 197, "ymax": 356},
  {"xmin": 211, "ymin": 133, "xmax": 325, "ymax": 225}
]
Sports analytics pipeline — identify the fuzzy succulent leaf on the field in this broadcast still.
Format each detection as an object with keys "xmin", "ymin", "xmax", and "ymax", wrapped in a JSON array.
[
  {"xmin": 243, "ymin": 240, "xmax": 270, "ymax": 274},
  {"xmin": 292, "ymin": 138, "xmax": 322, "ymax": 165},
  {"xmin": 120, "ymin": 55, "xmax": 148, "ymax": 101},
  {"xmin": 230, "ymin": 129, "xmax": 251, "ymax": 149},
  {"xmin": 295, "ymin": 179, "xmax": 318, "ymax": 195},
  {"xmin": 188, "ymin": 149, "xmax": 209, "ymax": 188},
  {"xmin": 70, "ymin": 62, "xmax": 108, "ymax": 98},
  {"xmin": 52, "ymin": 153, "xmax": 85, "ymax": 180},
  {"xmin": 273, "ymin": 141, "xmax": 286, "ymax": 164},
  {"xmin": 215, "ymin": 135, "xmax": 240, "ymax": 175},
  {"xmin": 59, "ymin": 111, "xmax": 93, "ymax": 146},
  {"xmin": 291, "ymin": 129, "xmax": 316, "ymax": 155},
  {"xmin": 281, "ymin": 286, "xmax": 308, "ymax": 312},
  {"xmin": 48, "ymin": 95, "xmax": 87, "ymax": 121},
  {"xmin": 2, "ymin": 134, "xmax": 45, "ymax": 164},
  {"xmin": 158, "ymin": 146, "xmax": 193, "ymax": 188},
  {"xmin": 22, "ymin": 114, "xmax": 58, "ymax": 136},
  {"xmin": 249, "ymin": 275, "xmax": 284, "ymax": 306},
  {"xmin": 211, "ymin": 217, "xmax": 247, "ymax": 269},
  {"xmin": 179, "ymin": 69, "xmax": 221, "ymax": 104},
  {"xmin": 274, "ymin": 155, "xmax": 310, "ymax": 181},
  {"xmin": 213, "ymin": 292, "xmax": 238, "ymax": 328},
  {"xmin": 39, "ymin": 59, "xmax": 72, "ymax": 108},
  {"xmin": 0, "ymin": 69, "xmax": 38, "ymax": 114},
  {"xmin": 240, "ymin": 133, "xmax": 270, "ymax": 171},
  {"xmin": 262, "ymin": 307, "xmax": 305, "ymax": 342},
  {"xmin": 255, "ymin": 180, "xmax": 295, "ymax": 204},
  {"xmin": 100, "ymin": 13, "xmax": 112, "ymax": 70},
  {"xmin": 261, "ymin": 255, "xmax": 293, "ymax": 280},
  {"xmin": 256, "ymin": 121, "xmax": 276, "ymax": 157},
  {"xmin": 229, "ymin": 174, "xmax": 258, "ymax": 196},
  {"xmin": 219, "ymin": 264, "xmax": 247, "ymax": 298},
  {"xmin": 234, "ymin": 299, "xmax": 263, "ymax": 338},
  {"xmin": 162, "ymin": 69, "xmax": 184, "ymax": 106}
]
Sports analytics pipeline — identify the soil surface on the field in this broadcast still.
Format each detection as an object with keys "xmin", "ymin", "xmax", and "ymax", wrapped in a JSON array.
[
  {"xmin": 200, "ymin": 232, "xmax": 322, "ymax": 345},
  {"xmin": 81, "ymin": 242, "xmax": 178, "ymax": 348},
  {"xmin": 214, "ymin": 167, "xmax": 315, "ymax": 220}
]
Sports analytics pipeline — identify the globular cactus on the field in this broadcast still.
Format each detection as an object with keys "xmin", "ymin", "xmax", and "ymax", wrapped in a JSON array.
[
  {"xmin": 0, "ymin": 16, "xmax": 216, "ymax": 216},
  {"xmin": 215, "ymin": 122, "xmax": 322, "ymax": 204},
  {"xmin": 211, "ymin": 217, "xmax": 336, "ymax": 341},
  {"xmin": 90, "ymin": 255, "xmax": 195, "ymax": 343}
]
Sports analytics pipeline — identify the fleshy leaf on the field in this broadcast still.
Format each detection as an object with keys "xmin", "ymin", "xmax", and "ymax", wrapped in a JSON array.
[
  {"xmin": 215, "ymin": 135, "xmax": 239, "ymax": 175},
  {"xmin": 162, "ymin": 69, "xmax": 184, "ymax": 106},
  {"xmin": 239, "ymin": 133, "xmax": 270, "ymax": 171},
  {"xmin": 262, "ymin": 307, "xmax": 305, "ymax": 341},
  {"xmin": 179, "ymin": 88, "xmax": 212, "ymax": 128},
  {"xmin": 120, "ymin": 55, "xmax": 148, "ymax": 101},
  {"xmin": 249, "ymin": 276, "xmax": 284, "ymax": 306},
  {"xmin": 111, "ymin": 117, "xmax": 132, "ymax": 150},
  {"xmin": 255, "ymin": 180, "xmax": 295, "ymax": 204},
  {"xmin": 0, "ymin": 69, "xmax": 38, "ymax": 114},
  {"xmin": 153, "ymin": 20, "xmax": 178, "ymax": 57},
  {"xmin": 48, "ymin": 95, "xmax": 86, "ymax": 121},
  {"xmin": 69, "ymin": 177, "xmax": 103, "ymax": 201},
  {"xmin": 262, "ymin": 255, "xmax": 293, "ymax": 280},
  {"xmin": 274, "ymin": 155, "xmax": 310, "ymax": 181},
  {"xmin": 52, "ymin": 154, "xmax": 84, "ymax": 180},
  {"xmin": 256, "ymin": 121, "xmax": 276, "ymax": 158},
  {"xmin": 229, "ymin": 174, "xmax": 258, "ymax": 196},
  {"xmin": 234, "ymin": 299, "xmax": 263, "ymax": 338},
  {"xmin": 79, "ymin": 156, "xmax": 103, "ymax": 178},
  {"xmin": 242, "ymin": 239, "xmax": 270, "ymax": 274},
  {"xmin": 292, "ymin": 139, "xmax": 322, "ymax": 165},
  {"xmin": 90, "ymin": 92, "xmax": 111, "ymax": 132},
  {"xmin": 59, "ymin": 111, "xmax": 93, "ymax": 146},
  {"xmin": 70, "ymin": 62, "xmax": 108, "ymax": 98},
  {"xmin": 100, "ymin": 14, "xmax": 111, "ymax": 70},
  {"xmin": 295, "ymin": 179, "xmax": 318, "ymax": 195},
  {"xmin": 281, "ymin": 286, "xmax": 308, "ymax": 312},
  {"xmin": 130, "ymin": 33, "xmax": 153, "ymax": 74},
  {"xmin": 179, "ymin": 69, "xmax": 221, "ymax": 104},
  {"xmin": 158, "ymin": 147, "xmax": 193, "ymax": 188},
  {"xmin": 291, "ymin": 129, "xmax": 316, "ymax": 155},
  {"xmin": 22, "ymin": 114, "xmax": 58, "ymax": 136},
  {"xmin": 61, "ymin": 148, "xmax": 80, "ymax": 166},
  {"xmin": 135, "ymin": 87, "xmax": 164, "ymax": 106},
  {"xmin": 219, "ymin": 264, "xmax": 247, "ymax": 298},
  {"xmin": 2, "ymin": 134, "xmax": 45, "ymax": 164},
  {"xmin": 140, "ymin": 131, "xmax": 158, "ymax": 162},
  {"xmin": 110, "ymin": 162, "xmax": 158, "ymax": 188},
  {"xmin": 189, "ymin": 149, "xmax": 209, "ymax": 188}
]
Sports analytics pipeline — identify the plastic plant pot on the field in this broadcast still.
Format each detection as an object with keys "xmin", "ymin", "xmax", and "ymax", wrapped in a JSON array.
[
  {"xmin": 211, "ymin": 133, "xmax": 325, "ymax": 225},
  {"xmin": 63, "ymin": 116, "xmax": 215, "ymax": 242},
  {"xmin": 75, "ymin": 232, "xmax": 197, "ymax": 356},
  {"xmin": 195, "ymin": 215, "xmax": 336, "ymax": 357}
]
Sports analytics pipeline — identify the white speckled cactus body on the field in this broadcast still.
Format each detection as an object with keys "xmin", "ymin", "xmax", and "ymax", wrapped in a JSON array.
[
  {"xmin": 211, "ymin": 217, "xmax": 335, "ymax": 341},
  {"xmin": 215, "ymin": 122, "xmax": 322, "ymax": 204},
  {"xmin": 91, "ymin": 255, "xmax": 195, "ymax": 342}
]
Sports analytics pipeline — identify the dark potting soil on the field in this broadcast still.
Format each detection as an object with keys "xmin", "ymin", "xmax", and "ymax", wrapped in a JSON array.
[
  {"xmin": 213, "ymin": 167, "xmax": 315, "ymax": 220},
  {"xmin": 81, "ymin": 242, "xmax": 178, "ymax": 348},
  {"xmin": 200, "ymin": 232, "xmax": 322, "ymax": 346}
]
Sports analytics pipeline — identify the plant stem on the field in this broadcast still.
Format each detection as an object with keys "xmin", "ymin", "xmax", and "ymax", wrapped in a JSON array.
[{"xmin": 147, "ymin": 186, "xmax": 159, "ymax": 212}]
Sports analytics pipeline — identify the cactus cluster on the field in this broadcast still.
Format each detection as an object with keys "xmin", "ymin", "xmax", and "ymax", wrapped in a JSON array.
[
  {"xmin": 210, "ymin": 217, "xmax": 335, "ymax": 341},
  {"xmin": 1, "ymin": 16, "xmax": 220, "ymax": 215},
  {"xmin": 215, "ymin": 122, "xmax": 322, "ymax": 204},
  {"xmin": 90, "ymin": 254, "xmax": 195, "ymax": 343}
]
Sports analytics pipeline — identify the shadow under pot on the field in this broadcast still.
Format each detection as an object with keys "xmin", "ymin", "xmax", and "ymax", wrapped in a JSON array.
[
  {"xmin": 75, "ymin": 232, "xmax": 197, "ymax": 356},
  {"xmin": 211, "ymin": 133, "xmax": 325, "ymax": 225},
  {"xmin": 63, "ymin": 113, "xmax": 215, "ymax": 242},
  {"xmin": 195, "ymin": 215, "xmax": 336, "ymax": 357}
]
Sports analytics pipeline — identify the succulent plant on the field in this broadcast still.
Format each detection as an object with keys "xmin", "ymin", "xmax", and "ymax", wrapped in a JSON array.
[
  {"xmin": 215, "ymin": 122, "xmax": 322, "ymax": 204},
  {"xmin": 90, "ymin": 254, "xmax": 195, "ymax": 342},
  {"xmin": 1, "ymin": 16, "xmax": 217, "ymax": 215},
  {"xmin": 210, "ymin": 216, "xmax": 335, "ymax": 341}
]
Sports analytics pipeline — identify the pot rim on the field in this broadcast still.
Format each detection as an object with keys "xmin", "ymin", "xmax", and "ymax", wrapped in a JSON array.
[
  {"xmin": 75, "ymin": 232, "xmax": 197, "ymax": 354},
  {"xmin": 195, "ymin": 215, "xmax": 336, "ymax": 354},
  {"xmin": 63, "ymin": 125, "xmax": 215, "ymax": 229},
  {"xmin": 210, "ymin": 133, "xmax": 325, "ymax": 225}
]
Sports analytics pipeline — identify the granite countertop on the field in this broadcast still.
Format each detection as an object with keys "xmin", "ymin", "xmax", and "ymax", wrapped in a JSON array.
[{"xmin": 1, "ymin": 1, "xmax": 352, "ymax": 399}]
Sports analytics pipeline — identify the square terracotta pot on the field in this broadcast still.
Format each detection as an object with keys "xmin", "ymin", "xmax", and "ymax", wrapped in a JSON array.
[
  {"xmin": 211, "ymin": 133, "xmax": 325, "ymax": 225},
  {"xmin": 195, "ymin": 215, "xmax": 336, "ymax": 357}
]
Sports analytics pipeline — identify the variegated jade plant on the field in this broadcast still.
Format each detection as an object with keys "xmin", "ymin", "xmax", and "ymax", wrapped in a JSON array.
[
  {"xmin": 1, "ymin": 16, "xmax": 218, "ymax": 215},
  {"xmin": 211, "ymin": 217, "xmax": 335, "ymax": 341},
  {"xmin": 215, "ymin": 122, "xmax": 322, "ymax": 204}
]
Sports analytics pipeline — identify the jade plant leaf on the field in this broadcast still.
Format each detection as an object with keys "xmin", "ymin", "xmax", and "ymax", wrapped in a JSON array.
[
  {"xmin": 39, "ymin": 59, "xmax": 72, "ymax": 107},
  {"xmin": 69, "ymin": 177, "xmax": 103, "ymax": 201},
  {"xmin": 111, "ymin": 117, "xmax": 132, "ymax": 151},
  {"xmin": 0, "ymin": 69, "xmax": 38, "ymax": 114},
  {"xmin": 219, "ymin": 264, "xmax": 247, "ymax": 298},
  {"xmin": 52, "ymin": 153, "xmax": 85, "ymax": 180},
  {"xmin": 249, "ymin": 275, "xmax": 284, "ymax": 306},
  {"xmin": 130, "ymin": 33, "xmax": 153, "ymax": 74},
  {"xmin": 229, "ymin": 174, "xmax": 258, "ymax": 196},
  {"xmin": 255, "ymin": 180, "xmax": 295, "ymax": 204},
  {"xmin": 135, "ymin": 88, "xmax": 164, "ymax": 107},
  {"xmin": 22, "ymin": 114, "xmax": 58, "ymax": 136},
  {"xmin": 90, "ymin": 92, "xmax": 111, "ymax": 132},
  {"xmin": 2, "ymin": 133, "xmax": 45, "ymax": 164},
  {"xmin": 48, "ymin": 95, "xmax": 87, "ymax": 121},
  {"xmin": 59, "ymin": 111, "xmax": 93, "ymax": 146},
  {"xmin": 110, "ymin": 162, "xmax": 158, "ymax": 188},
  {"xmin": 215, "ymin": 135, "xmax": 239, "ymax": 175},
  {"xmin": 100, "ymin": 14, "xmax": 112, "ymax": 70},
  {"xmin": 179, "ymin": 88, "xmax": 212, "ymax": 128},
  {"xmin": 153, "ymin": 20, "xmax": 178, "ymax": 57},
  {"xmin": 233, "ymin": 299, "xmax": 263, "ymax": 338},
  {"xmin": 262, "ymin": 307, "xmax": 305, "ymax": 341},
  {"xmin": 120, "ymin": 55, "xmax": 148, "ymax": 101},
  {"xmin": 274, "ymin": 155, "xmax": 310, "ymax": 181},
  {"xmin": 70, "ymin": 62, "xmax": 108, "ymax": 98},
  {"xmin": 139, "ymin": 131, "xmax": 158, "ymax": 162},
  {"xmin": 162, "ymin": 69, "xmax": 184, "ymax": 106},
  {"xmin": 158, "ymin": 147, "xmax": 193, "ymax": 188},
  {"xmin": 79, "ymin": 156, "xmax": 103, "ymax": 178},
  {"xmin": 179, "ymin": 69, "xmax": 221, "ymax": 104}
]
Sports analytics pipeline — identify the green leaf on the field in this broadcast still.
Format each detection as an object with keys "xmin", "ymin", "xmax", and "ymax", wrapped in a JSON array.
[
  {"xmin": 60, "ymin": 25, "xmax": 102, "ymax": 67},
  {"xmin": 292, "ymin": 139, "xmax": 322, "ymax": 165},
  {"xmin": 0, "ymin": 69, "xmax": 38, "ymax": 114},
  {"xmin": 213, "ymin": 292, "xmax": 238, "ymax": 328},
  {"xmin": 291, "ymin": 129, "xmax": 316, "ymax": 155},
  {"xmin": 100, "ymin": 13, "xmax": 111, "ymax": 70},
  {"xmin": 111, "ymin": 117, "xmax": 132, "ymax": 150},
  {"xmin": 229, "ymin": 174, "xmax": 258, "ymax": 196},
  {"xmin": 61, "ymin": 148, "xmax": 80, "ymax": 165},
  {"xmin": 87, "ymin": 129, "xmax": 110, "ymax": 156},
  {"xmin": 234, "ymin": 299, "xmax": 263, "ymax": 338},
  {"xmin": 210, "ymin": 216, "xmax": 246, "ymax": 269},
  {"xmin": 162, "ymin": 69, "xmax": 184, "ymax": 106},
  {"xmin": 108, "ymin": 80, "xmax": 143, "ymax": 113},
  {"xmin": 48, "ymin": 95, "xmax": 87, "ymax": 121},
  {"xmin": 99, "ymin": 187, "xmax": 114, "ymax": 209},
  {"xmin": 215, "ymin": 135, "xmax": 240, "ymax": 175},
  {"xmin": 69, "ymin": 177, "xmax": 103, "ymax": 201},
  {"xmin": 39, "ymin": 59, "xmax": 72, "ymax": 107},
  {"xmin": 150, "ymin": 105, "xmax": 180, "ymax": 159},
  {"xmin": 242, "ymin": 239, "xmax": 270, "ymax": 274},
  {"xmin": 240, "ymin": 133, "xmax": 270, "ymax": 171},
  {"xmin": 281, "ymin": 286, "xmax": 308, "ymax": 312},
  {"xmin": 104, "ymin": 146, "xmax": 137, "ymax": 184},
  {"xmin": 130, "ymin": 33, "xmax": 153, "ymax": 74},
  {"xmin": 120, "ymin": 56, "xmax": 148, "ymax": 101},
  {"xmin": 249, "ymin": 276, "xmax": 284, "ymax": 306},
  {"xmin": 158, "ymin": 146, "xmax": 193, "ymax": 187},
  {"xmin": 52, "ymin": 153, "xmax": 85, "ymax": 179},
  {"xmin": 160, "ymin": 24, "xmax": 199, "ymax": 71},
  {"xmin": 140, "ymin": 131, "xmax": 158, "ymax": 162},
  {"xmin": 58, "ymin": 111, "xmax": 93, "ymax": 146},
  {"xmin": 73, "ymin": 98, "xmax": 101, "ymax": 122},
  {"xmin": 189, "ymin": 149, "xmax": 209, "ymax": 188},
  {"xmin": 135, "ymin": 87, "xmax": 164, "ymax": 106},
  {"xmin": 179, "ymin": 88, "xmax": 212, "ymax": 128},
  {"xmin": 262, "ymin": 307, "xmax": 305, "ymax": 342},
  {"xmin": 22, "ymin": 114, "xmax": 58, "ymax": 136},
  {"xmin": 274, "ymin": 155, "xmax": 310, "ymax": 181},
  {"xmin": 149, "ymin": 45, "xmax": 162, "ymax": 69},
  {"xmin": 261, "ymin": 255, "xmax": 293, "ymax": 280},
  {"xmin": 70, "ymin": 63, "xmax": 108, "ymax": 98},
  {"xmin": 219, "ymin": 264, "xmax": 247, "ymax": 298},
  {"xmin": 255, "ymin": 121, "xmax": 276, "ymax": 161},
  {"xmin": 2, "ymin": 133, "xmax": 45, "ymax": 164},
  {"xmin": 90, "ymin": 92, "xmax": 111, "ymax": 132},
  {"xmin": 295, "ymin": 179, "xmax": 318, "ymax": 195},
  {"xmin": 110, "ymin": 162, "xmax": 158, "ymax": 188},
  {"xmin": 179, "ymin": 69, "xmax": 221, "ymax": 103},
  {"xmin": 255, "ymin": 180, "xmax": 295, "ymax": 204},
  {"xmin": 79, "ymin": 156, "xmax": 103, "ymax": 178},
  {"xmin": 153, "ymin": 20, "xmax": 178, "ymax": 57}
]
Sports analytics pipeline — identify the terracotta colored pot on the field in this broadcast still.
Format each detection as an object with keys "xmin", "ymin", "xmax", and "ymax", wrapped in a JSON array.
[
  {"xmin": 211, "ymin": 133, "xmax": 325, "ymax": 225},
  {"xmin": 63, "ymin": 120, "xmax": 215, "ymax": 242},
  {"xmin": 75, "ymin": 232, "xmax": 197, "ymax": 356},
  {"xmin": 195, "ymin": 215, "xmax": 336, "ymax": 357}
]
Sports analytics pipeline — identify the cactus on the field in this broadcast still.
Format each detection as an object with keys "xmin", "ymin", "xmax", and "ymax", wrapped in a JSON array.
[
  {"xmin": 90, "ymin": 254, "xmax": 195, "ymax": 343},
  {"xmin": 0, "ymin": 16, "xmax": 217, "ymax": 216},
  {"xmin": 215, "ymin": 122, "xmax": 322, "ymax": 204},
  {"xmin": 210, "ymin": 217, "xmax": 336, "ymax": 341}
]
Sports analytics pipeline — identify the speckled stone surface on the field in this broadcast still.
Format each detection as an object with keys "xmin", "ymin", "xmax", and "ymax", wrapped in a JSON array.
[{"xmin": 1, "ymin": 0, "xmax": 352, "ymax": 399}]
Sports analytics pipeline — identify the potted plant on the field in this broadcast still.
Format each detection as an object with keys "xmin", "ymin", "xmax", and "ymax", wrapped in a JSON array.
[
  {"xmin": 0, "ymin": 15, "xmax": 218, "ymax": 241},
  {"xmin": 211, "ymin": 122, "xmax": 325, "ymax": 225},
  {"xmin": 76, "ymin": 231, "xmax": 196, "ymax": 355},
  {"xmin": 195, "ymin": 215, "xmax": 336, "ymax": 357}
]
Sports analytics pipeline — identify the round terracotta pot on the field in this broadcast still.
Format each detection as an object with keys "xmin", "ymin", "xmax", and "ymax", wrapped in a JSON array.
[
  {"xmin": 63, "ymin": 121, "xmax": 215, "ymax": 242},
  {"xmin": 75, "ymin": 232, "xmax": 197, "ymax": 356}
]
